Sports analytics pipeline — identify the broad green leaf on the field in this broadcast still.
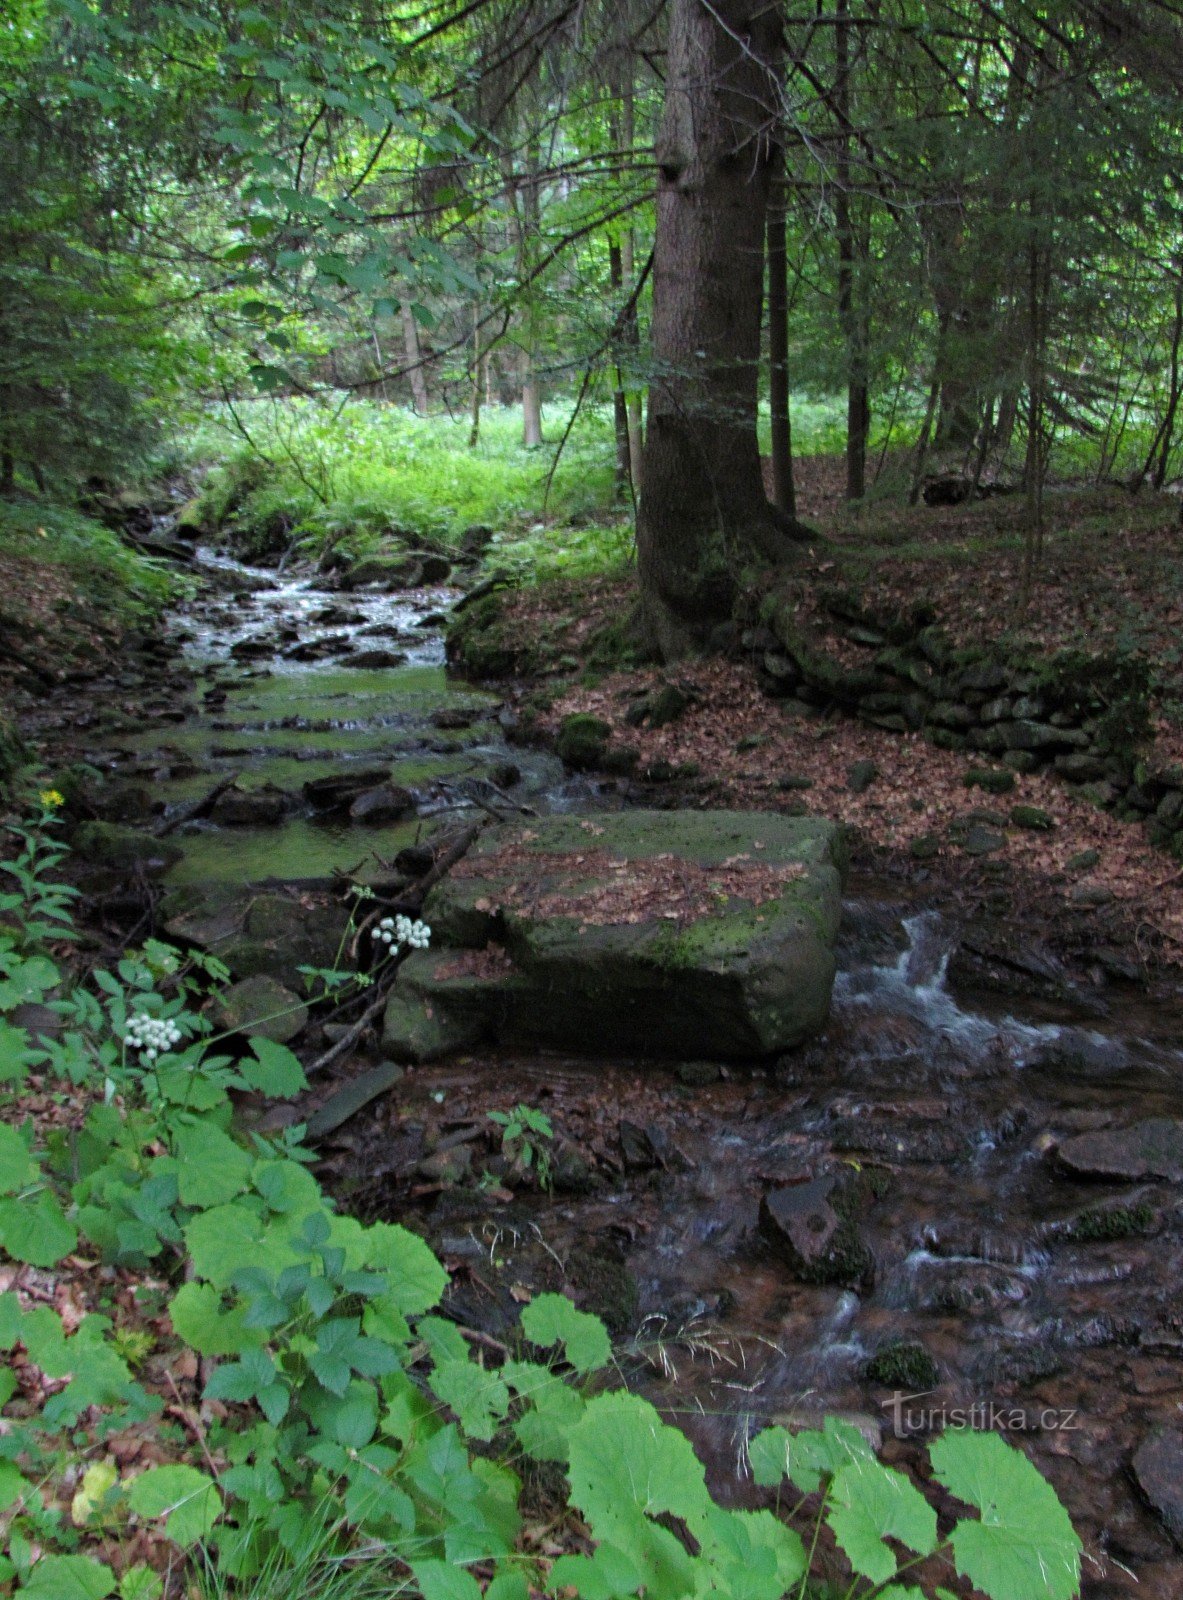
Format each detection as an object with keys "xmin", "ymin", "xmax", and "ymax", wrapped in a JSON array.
[
  {"xmin": 0, "ymin": 1190, "xmax": 77, "ymax": 1266},
  {"xmin": 168, "ymin": 1282, "xmax": 258, "ymax": 1357},
  {"xmin": 126, "ymin": 1464, "xmax": 221, "ymax": 1548},
  {"xmin": 827, "ymin": 1457, "xmax": 938, "ymax": 1585},
  {"xmin": 567, "ymin": 1392, "xmax": 710, "ymax": 1536},
  {"xmin": 0, "ymin": 1123, "xmax": 35, "ymax": 1193},
  {"xmin": 930, "ymin": 1429, "xmax": 1081, "ymax": 1600},
  {"xmin": 485, "ymin": 1573, "xmax": 530, "ymax": 1600},
  {"xmin": 521, "ymin": 1293, "xmax": 611, "ymax": 1373},
  {"xmin": 702, "ymin": 1506, "xmax": 807, "ymax": 1600},
  {"xmin": 239, "ymin": 1038, "xmax": 306, "ymax": 1099},
  {"xmin": 22, "ymin": 1555, "xmax": 115, "ymax": 1598},
  {"xmin": 430, "ymin": 1357, "xmax": 510, "ymax": 1442},
  {"xmin": 363, "ymin": 1221, "xmax": 447, "ymax": 1313},
  {"xmin": 504, "ymin": 1361, "xmax": 585, "ymax": 1461},
  {"xmin": 412, "ymin": 1560, "xmax": 481, "ymax": 1600},
  {"xmin": 551, "ymin": 1544, "xmax": 642, "ymax": 1600},
  {"xmin": 174, "ymin": 1123, "xmax": 252, "ymax": 1208},
  {"xmin": 303, "ymin": 1377, "xmax": 379, "ymax": 1449},
  {"xmin": 747, "ymin": 1425, "xmax": 791, "ymax": 1487}
]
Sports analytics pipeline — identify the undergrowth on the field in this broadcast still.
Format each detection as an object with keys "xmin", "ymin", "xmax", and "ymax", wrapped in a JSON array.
[
  {"xmin": 0, "ymin": 794, "xmax": 1084, "ymax": 1600},
  {"xmin": 0, "ymin": 500, "xmax": 178, "ymax": 624}
]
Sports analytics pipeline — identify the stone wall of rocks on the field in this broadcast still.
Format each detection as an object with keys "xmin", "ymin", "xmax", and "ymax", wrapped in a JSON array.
[{"xmin": 750, "ymin": 584, "xmax": 1183, "ymax": 856}]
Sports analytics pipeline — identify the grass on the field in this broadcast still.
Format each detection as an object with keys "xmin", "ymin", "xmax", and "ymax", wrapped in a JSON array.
[{"xmin": 0, "ymin": 498, "xmax": 179, "ymax": 623}]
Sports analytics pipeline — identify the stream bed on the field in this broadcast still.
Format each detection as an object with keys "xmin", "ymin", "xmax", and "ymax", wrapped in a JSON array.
[{"xmin": 58, "ymin": 548, "xmax": 1183, "ymax": 1596}]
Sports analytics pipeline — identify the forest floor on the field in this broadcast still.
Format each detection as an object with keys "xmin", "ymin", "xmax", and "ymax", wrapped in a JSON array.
[{"xmin": 483, "ymin": 470, "xmax": 1183, "ymax": 970}]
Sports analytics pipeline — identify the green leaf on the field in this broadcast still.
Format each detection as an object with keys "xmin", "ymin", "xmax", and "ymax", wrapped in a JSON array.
[
  {"xmin": 304, "ymin": 1377, "xmax": 379, "ymax": 1449},
  {"xmin": 747, "ymin": 1425, "xmax": 791, "ymax": 1487},
  {"xmin": 239, "ymin": 1038, "xmax": 306, "ymax": 1099},
  {"xmin": 504, "ymin": 1361, "xmax": 585, "ymax": 1462},
  {"xmin": 363, "ymin": 1222, "xmax": 447, "ymax": 1314},
  {"xmin": 551, "ymin": 1545, "xmax": 642, "ymax": 1600},
  {"xmin": 411, "ymin": 1560, "xmax": 482, "ymax": 1600},
  {"xmin": 930, "ymin": 1429, "xmax": 1082, "ymax": 1600},
  {"xmin": 22, "ymin": 1555, "xmax": 115, "ymax": 1598},
  {"xmin": 521, "ymin": 1293, "xmax": 611, "ymax": 1373},
  {"xmin": 0, "ymin": 1461, "xmax": 29, "ymax": 1512},
  {"xmin": 827, "ymin": 1457, "xmax": 938, "ymax": 1585},
  {"xmin": 119, "ymin": 1568, "xmax": 163, "ymax": 1600},
  {"xmin": 126, "ymin": 1464, "xmax": 221, "ymax": 1548},
  {"xmin": 168, "ymin": 1282, "xmax": 258, "ymax": 1357},
  {"xmin": 567, "ymin": 1392, "xmax": 710, "ymax": 1536},
  {"xmin": 0, "ymin": 1124, "xmax": 35, "ymax": 1193},
  {"xmin": 0, "ymin": 1190, "xmax": 77, "ymax": 1266},
  {"xmin": 430, "ymin": 1358, "xmax": 510, "ymax": 1442},
  {"xmin": 174, "ymin": 1123, "xmax": 252, "ymax": 1209}
]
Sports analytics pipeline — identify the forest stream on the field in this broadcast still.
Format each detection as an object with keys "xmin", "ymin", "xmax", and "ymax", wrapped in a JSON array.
[{"xmin": 39, "ymin": 543, "xmax": 1183, "ymax": 1597}]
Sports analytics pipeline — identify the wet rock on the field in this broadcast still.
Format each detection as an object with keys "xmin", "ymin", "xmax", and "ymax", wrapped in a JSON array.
[
  {"xmin": 830, "ymin": 1116, "xmax": 968, "ymax": 1165},
  {"xmin": 220, "ymin": 892, "xmax": 351, "ymax": 982},
  {"xmin": 230, "ymin": 636, "xmax": 273, "ymax": 661},
  {"xmin": 964, "ymin": 766, "xmax": 1015, "ymax": 794},
  {"xmin": 846, "ymin": 759, "xmax": 879, "ymax": 794},
  {"xmin": 432, "ymin": 706, "xmax": 479, "ymax": 730},
  {"xmin": 486, "ymin": 761, "xmax": 521, "ymax": 790},
  {"xmin": 304, "ymin": 768, "xmax": 393, "ymax": 811},
  {"xmin": 620, "ymin": 1120, "xmax": 662, "ymax": 1171},
  {"xmin": 759, "ymin": 1173, "xmax": 873, "ymax": 1286},
  {"xmin": 211, "ymin": 783, "xmax": 291, "ymax": 827},
  {"xmin": 1057, "ymin": 1118, "xmax": 1183, "ymax": 1182},
  {"xmin": 1000, "ymin": 749, "xmax": 1041, "ymax": 774},
  {"xmin": 459, "ymin": 523, "xmax": 495, "ymax": 558},
  {"xmin": 72, "ymin": 821, "xmax": 182, "ymax": 876},
  {"xmin": 385, "ymin": 811, "xmax": 844, "ymax": 1061},
  {"xmin": 566, "ymin": 1247, "xmax": 638, "ymax": 1336},
  {"xmin": 1132, "ymin": 1429, "xmax": 1183, "ymax": 1548},
  {"xmin": 284, "ymin": 635, "xmax": 352, "ymax": 662},
  {"xmin": 208, "ymin": 974, "xmax": 308, "ymax": 1044},
  {"xmin": 395, "ymin": 843, "xmax": 437, "ymax": 876},
  {"xmin": 346, "ymin": 648, "xmax": 408, "ymax": 670},
  {"xmin": 1010, "ymin": 804, "xmax": 1054, "ymax": 831},
  {"xmin": 555, "ymin": 713, "xmax": 611, "ymax": 770},
  {"xmin": 341, "ymin": 556, "xmax": 422, "ymax": 590},
  {"xmin": 348, "ymin": 784, "xmax": 416, "ymax": 825}
]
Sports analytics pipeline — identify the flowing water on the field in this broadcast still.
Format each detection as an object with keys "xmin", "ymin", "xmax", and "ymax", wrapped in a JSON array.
[{"xmin": 88, "ymin": 548, "xmax": 1183, "ymax": 1594}]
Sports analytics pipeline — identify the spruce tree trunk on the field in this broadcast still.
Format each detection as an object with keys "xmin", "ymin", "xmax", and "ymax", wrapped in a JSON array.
[
  {"xmin": 637, "ymin": 0, "xmax": 789, "ymax": 658},
  {"xmin": 767, "ymin": 143, "xmax": 795, "ymax": 518}
]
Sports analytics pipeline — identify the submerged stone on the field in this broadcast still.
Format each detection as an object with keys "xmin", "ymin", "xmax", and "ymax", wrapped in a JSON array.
[
  {"xmin": 758, "ymin": 1172, "xmax": 873, "ymax": 1286},
  {"xmin": 1057, "ymin": 1118, "xmax": 1183, "ymax": 1182},
  {"xmin": 381, "ymin": 810, "xmax": 844, "ymax": 1062}
]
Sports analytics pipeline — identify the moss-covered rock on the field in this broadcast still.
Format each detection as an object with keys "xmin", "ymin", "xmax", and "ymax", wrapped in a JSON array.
[
  {"xmin": 382, "ymin": 811, "xmax": 845, "ymax": 1062},
  {"xmin": 72, "ymin": 821, "xmax": 182, "ymax": 876},
  {"xmin": 208, "ymin": 974, "xmax": 308, "ymax": 1044},
  {"xmin": 446, "ymin": 590, "xmax": 536, "ymax": 680},
  {"xmin": 555, "ymin": 713, "xmax": 612, "ymax": 770},
  {"xmin": 863, "ymin": 1340, "xmax": 939, "ymax": 1389},
  {"xmin": 759, "ymin": 1171, "xmax": 874, "ymax": 1286}
]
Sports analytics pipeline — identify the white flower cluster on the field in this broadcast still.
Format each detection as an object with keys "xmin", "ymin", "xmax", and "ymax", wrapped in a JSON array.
[
  {"xmin": 125, "ymin": 1013, "xmax": 182, "ymax": 1061},
  {"xmin": 371, "ymin": 914, "xmax": 432, "ymax": 950}
]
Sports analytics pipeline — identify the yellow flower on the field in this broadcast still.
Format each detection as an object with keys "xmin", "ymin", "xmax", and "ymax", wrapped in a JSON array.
[{"xmin": 39, "ymin": 789, "xmax": 64, "ymax": 810}]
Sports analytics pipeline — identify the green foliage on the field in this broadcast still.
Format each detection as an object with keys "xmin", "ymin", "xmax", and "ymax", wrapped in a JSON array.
[
  {"xmin": 0, "ymin": 501, "xmax": 178, "ymax": 624},
  {"xmin": 488, "ymin": 1103, "xmax": 555, "ymax": 1190},
  {"xmin": 0, "ymin": 800, "xmax": 1082, "ymax": 1600}
]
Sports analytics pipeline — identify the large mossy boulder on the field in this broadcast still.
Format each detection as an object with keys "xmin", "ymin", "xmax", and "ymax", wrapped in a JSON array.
[{"xmin": 382, "ymin": 811, "xmax": 845, "ymax": 1062}]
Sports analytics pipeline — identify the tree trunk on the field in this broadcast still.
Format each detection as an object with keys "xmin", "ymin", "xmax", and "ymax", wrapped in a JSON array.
[
  {"xmin": 609, "ymin": 237, "xmax": 632, "ymax": 495},
  {"xmin": 766, "ymin": 142, "xmax": 795, "ymax": 518},
  {"xmin": 469, "ymin": 304, "xmax": 482, "ymax": 449},
  {"xmin": 1153, "ymin": 273, "xmax": 1183, "ymax": 489},
  {"xmin": 833, "ymin": 0, "xmax": 868, "ymax": 501},
  {"xmin": 521, "ymin": 356, "xmax": 543, "ymax": 448},
  {"xmin": 402, "ymin": 306, "xmax": 429, "ymax": 416},
  {"xmin": 621, "ymin": 69, "xmax": 644, "ymax": 495},
  {"xmin": 636, "ymin": 0, "xmax": 789, "ymax": 658}
]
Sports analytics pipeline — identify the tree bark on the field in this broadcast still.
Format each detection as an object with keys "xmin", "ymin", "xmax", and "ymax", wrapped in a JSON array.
[
  {"xmin": 402, "ymin": 306, "xmax": 429, "ymax": 416},
  {"xmin": 609, "ymin": 236, "xmax": 632, "ymax": 494},
  {"xmin": 636, "ymin": 0, "xmax": 790, "ymax": 659},
  {"xmin": 766, "ymin": 142, "xmax": 795, "ymax": 518},
  {"xmin": 833, "ymin": 0, "xmax": 868, "ymax": 501}
]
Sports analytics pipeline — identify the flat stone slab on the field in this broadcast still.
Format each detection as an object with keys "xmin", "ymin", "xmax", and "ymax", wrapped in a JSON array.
[
  {"xmin": 1132, "ymin": 1428, "xmax": 1183, "ymax": 1547},
  {"xmin": 383, "ymin": 811, "xmax": 844, "ymax": 1062},
  {"xmin": 1057, "ymin": 1118, "xmax": 1183, "ymax": 1182}
]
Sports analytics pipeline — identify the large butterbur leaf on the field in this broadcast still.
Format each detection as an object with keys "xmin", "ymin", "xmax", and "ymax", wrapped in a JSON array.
[{"xmin": 929, "ymin": 1429, "xmax": 1081, "ymax": 1600}]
